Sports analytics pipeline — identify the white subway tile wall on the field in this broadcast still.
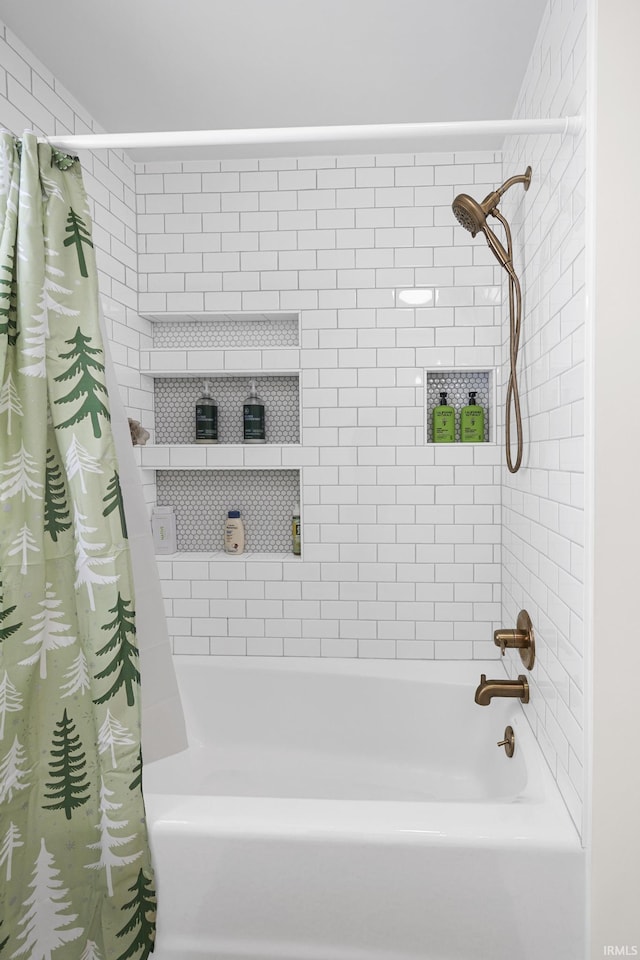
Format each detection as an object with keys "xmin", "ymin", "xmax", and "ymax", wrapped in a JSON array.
[
  {"xmin": 0, "ymin": 19, "xmax": 156, "ymax": 505},
  {"xmin": 501, "ymin": 0, "xmax": 587, "ymax": 836},
  {"xmin": 136, "ymin": 153, "xmax": 505, "ymax": 660}
]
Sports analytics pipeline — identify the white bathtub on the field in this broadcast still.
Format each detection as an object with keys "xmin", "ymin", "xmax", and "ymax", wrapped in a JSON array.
[{"xmin": 143, "ymin": 656, "xmax": 585, "ymax": 960}]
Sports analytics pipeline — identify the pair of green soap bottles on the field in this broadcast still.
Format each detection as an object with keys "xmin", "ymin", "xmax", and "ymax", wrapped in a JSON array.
[{"xmin": 433, "ymin": 391, "xmax": 484, "ymax": 443}]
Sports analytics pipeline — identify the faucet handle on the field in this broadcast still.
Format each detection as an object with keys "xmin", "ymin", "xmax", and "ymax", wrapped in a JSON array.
[
  {"xmin": 493, "ymin": 610, "xmax": 535, "ymax": 670},
  {"xmin": 493, "ymin": 631, "xmax": 507, "ymax": 655},
  {"xmin": 493, "ymin": 628, "xmax": 525, "ymax": 654}
]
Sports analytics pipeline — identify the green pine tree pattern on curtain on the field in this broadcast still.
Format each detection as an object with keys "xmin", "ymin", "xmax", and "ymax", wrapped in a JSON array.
[{"xmin": 0, "ymin": 133, "xmax": 155, "ymax": 958}]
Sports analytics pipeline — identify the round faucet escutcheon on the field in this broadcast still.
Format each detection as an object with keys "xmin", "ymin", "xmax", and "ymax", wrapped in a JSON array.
[{"xmin": 497, "ymin": 725, "xmax": 515, "ymax": 758}]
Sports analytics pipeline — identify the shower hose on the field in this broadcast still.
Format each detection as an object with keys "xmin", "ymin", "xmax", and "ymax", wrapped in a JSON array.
[{"xmin": 491, "ymin": 208, "xmax": 523, "ymax": 474}]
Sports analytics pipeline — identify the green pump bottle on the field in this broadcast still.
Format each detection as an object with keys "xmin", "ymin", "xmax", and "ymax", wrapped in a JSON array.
[
  {"xmin": 432, "ymin": 392, "xmax": 455, "ymax": 443},
  {"xmin": 460, "ymin": 391, "xmax": 485, "ymax": 442}
]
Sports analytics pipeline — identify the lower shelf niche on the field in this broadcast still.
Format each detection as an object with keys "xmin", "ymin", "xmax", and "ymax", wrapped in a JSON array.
[
  {"xmin": 155, "ymin": 468, "xmax": 301, "ymax": 554},
  {"xmin": 425, "ymin": 369, "xmax": 492, "ymax": 443}
]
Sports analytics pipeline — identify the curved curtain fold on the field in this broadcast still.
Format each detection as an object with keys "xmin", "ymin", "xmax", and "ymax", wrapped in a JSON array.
[{"xmin": 0, "ymin": 133, "xmax": 155, "ymax": 959}]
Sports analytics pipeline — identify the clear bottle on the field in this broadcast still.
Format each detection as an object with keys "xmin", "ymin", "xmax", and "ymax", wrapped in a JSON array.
[
  {"xmin": 432, "ymin": 391, "xmax": 455, "ymax": 443},
  {"xmin": 460, "ymin": 390, "xmax": 485, "ymax": 443},
  {"xmin": 224, "ymin": 510, "xmax": 245, "ymax": 555},
  {"xmin": 291, "ymin": 502, "xmax": 301, "ymax": 556},
  {"xmin": 195, "ymin": 380, "xmax": 218, "ymax": 444},
  {"xmin": 243, "ymin": 379, "xmax": 266, "ymax": 444}
]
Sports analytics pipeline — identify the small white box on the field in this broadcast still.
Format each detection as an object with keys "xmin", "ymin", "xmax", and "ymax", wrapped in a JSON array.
[{"xmin": 151, "ymin": 506, "xmax": 177, "ymax": 555}]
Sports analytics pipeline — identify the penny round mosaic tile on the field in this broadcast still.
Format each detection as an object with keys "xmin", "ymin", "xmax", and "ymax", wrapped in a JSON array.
[{"xmin": 153, "ymin": 316, "xmax": 299, "ymax": 349}]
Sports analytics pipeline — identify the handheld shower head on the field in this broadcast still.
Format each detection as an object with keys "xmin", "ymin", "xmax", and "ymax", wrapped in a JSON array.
[
  {"xmin": 451, "ymin": 167, "xmax": 532, "ymax": 262},
  {"xmin": 451, "ymin": 194, "xmax": 487, "ymax": 237},
  {"xmin": 453, "ymin": 192, "xmax": 512, "ymax": 269}
]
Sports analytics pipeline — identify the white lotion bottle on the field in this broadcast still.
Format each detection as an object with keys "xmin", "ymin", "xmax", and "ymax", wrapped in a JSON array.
[{"xmin": 224, "ymin": 510, "xmax": 245, "ymax": 554}]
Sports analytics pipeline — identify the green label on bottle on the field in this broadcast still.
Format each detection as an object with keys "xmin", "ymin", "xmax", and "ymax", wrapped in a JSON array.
[
  {"xmin": 433, "ymin": 407, "xmax": 455, "ymax": 443},
  {"xmin": 244, "ymin": 403, "xmax": 265, "ymax": 441},
  {"xmin": 461, "ymin": 408, "xmax": 484, "ymax": 442}
]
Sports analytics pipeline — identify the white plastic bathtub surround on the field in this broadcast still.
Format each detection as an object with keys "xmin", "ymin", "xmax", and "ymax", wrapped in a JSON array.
[
  {"xmin": 137, "ymin": 153, "xmax": 506, "ymax": 659},
  {"xmin": 0, "ymin": 18, "xmax": 185, "ymax": 763},
  {"xmin": 501, "ymin": 0, "xmax": 588, "ymax": 838}
]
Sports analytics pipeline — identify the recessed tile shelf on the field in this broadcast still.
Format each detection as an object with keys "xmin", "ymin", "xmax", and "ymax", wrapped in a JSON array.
[
  {"xmin": 141, "ymin": 311, "xmax": 299, "ymax": 328},
  {"xmin": 425, "ymin": 368, "xmax": 497, "ymax": 444},
  {"xmin": 156, "ymin": 552, "xmax": 300, "ymax": 562},
  {"xmin": 156, "ymin": 468, "xmax": 301, "ymax": 554},
  {"xmin": 152, "ymin": 375, "xmax": 300, "ymax": 446}
]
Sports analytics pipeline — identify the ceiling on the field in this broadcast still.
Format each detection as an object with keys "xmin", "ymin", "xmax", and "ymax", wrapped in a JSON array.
[{"xmin": 0, "ymin": 0, "xmax": 549, "ymax": 160}]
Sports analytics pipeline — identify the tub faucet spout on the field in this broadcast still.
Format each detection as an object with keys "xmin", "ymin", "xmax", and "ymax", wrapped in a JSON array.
[{"xmin": 474, "ymin": 673, "xmax": 529, "ymax": 706}]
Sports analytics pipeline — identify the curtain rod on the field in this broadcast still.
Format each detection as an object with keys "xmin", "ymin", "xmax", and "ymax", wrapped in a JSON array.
[{"xmin": 43, "ymin": 117, "xmax": 582, "ymax": 152}]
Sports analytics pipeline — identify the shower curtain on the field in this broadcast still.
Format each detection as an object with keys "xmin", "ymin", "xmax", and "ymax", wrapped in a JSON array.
[{"xmin": 0, "ymin": 133, "xmax": 155, "ymax": 958}]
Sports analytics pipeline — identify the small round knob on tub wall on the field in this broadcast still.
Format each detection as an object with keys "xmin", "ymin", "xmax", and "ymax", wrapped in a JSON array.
[{"xmin": 497, "ymin": 725, "xmax": 515, "ymax": 758}]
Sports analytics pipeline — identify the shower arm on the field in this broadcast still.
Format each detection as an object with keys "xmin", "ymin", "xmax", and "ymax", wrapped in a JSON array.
[{"xmin": 495, "ymin": 171, "xmax": 533, "ymax": 200}]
